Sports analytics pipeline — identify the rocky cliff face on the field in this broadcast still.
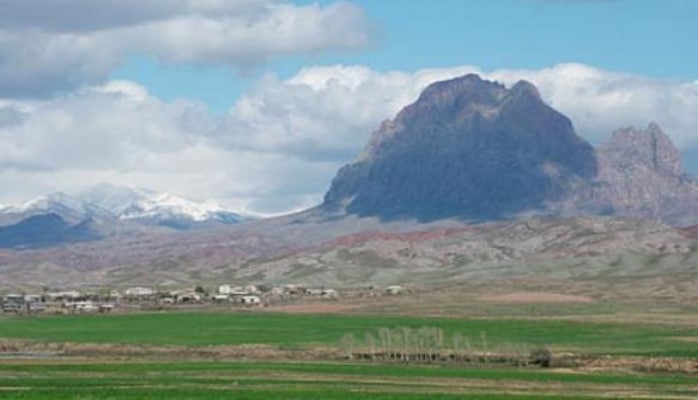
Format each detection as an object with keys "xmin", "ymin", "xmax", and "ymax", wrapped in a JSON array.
[
  {"xmin": 588, "ymin": 123, "xmax": 698, "ymax": 225},
  {"xmin": 322, "ymin": 74, "xmax": 698, "ymax": 225},
  {"xmin": 323, "ymin": 74, "xmax": 597, "ymax": 221}
]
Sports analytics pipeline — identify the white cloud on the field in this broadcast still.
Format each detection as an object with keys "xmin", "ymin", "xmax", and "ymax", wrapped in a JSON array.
[
  {"xmin": 1, "ymin": 63, "xmax": 697, "ymax": 215},
  {"xmin": 0, "ymin": 79, "xmax": 340, "ymax": 214},
  {"xmin": 0, "ymin": 1, "xmax": 269, "ymax": 32},
  {"xmin": 0, "ymin": 0, "xmax": 374, "ymax": 97},
  {"xmin": 483, "ymin": 64, "xmax": 698, "ymax": 149}
]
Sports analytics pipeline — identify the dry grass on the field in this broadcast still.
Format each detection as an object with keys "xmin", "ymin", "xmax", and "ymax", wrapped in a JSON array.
[{"xmin": 478, "ymin": 292, "xmax": 594, "ymax": 304}]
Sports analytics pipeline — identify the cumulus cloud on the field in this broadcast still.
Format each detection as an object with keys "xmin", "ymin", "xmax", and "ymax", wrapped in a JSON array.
[
  {"xmin": 484, "ymin": 64, "xmax": 698, "ymax": 149},
  {"xmin": 0, "ymin": 0, "xmax": 268, "ymax": 32},
  {"xmin": 0, "ymin": 0, "xmax": 374, "ymax": 97},
  {"xmin": 0, "ymin": 79, "xmax": 341, "ymax": 215},
  {"xmin": 227, "ymin": 63, "xmax": 698, "ymax": 158},
  {"xmin": 1, "ymin": 63, "xmax": 697, "ymax": 215}
]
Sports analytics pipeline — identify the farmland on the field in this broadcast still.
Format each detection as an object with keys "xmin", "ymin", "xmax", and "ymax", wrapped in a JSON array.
[
  {"xmin": 1, "ymin": 311, "xmax": 698, "ymax": 356},
  {"xmin": 1, "ymin": 306, "xmax": 697, "ymax": 399},
  {"xmin": 2, "ymin": 360, "xmax": 698, "ymax": 399}
]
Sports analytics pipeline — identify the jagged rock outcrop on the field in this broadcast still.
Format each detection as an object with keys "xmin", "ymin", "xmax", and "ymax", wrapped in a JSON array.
[
  {"xmin": 323, "ymin": 74, "xmax": 597, "ymax": 221},
  {"xmin": 321, "ymin": 74, "xmax": 698, "ymax": 225},
  {"xmin": 589, "ymin": 123, "xmax": 698, "ymax": 225}
]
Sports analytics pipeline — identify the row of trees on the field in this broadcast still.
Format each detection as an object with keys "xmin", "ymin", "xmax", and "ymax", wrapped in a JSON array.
[{"xmin": 339, "ymin": 327, "xmax": 552, "ymax": 367}]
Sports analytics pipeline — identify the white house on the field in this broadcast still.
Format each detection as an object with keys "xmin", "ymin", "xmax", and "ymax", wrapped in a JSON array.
[
  {"xmin": 174, "ymin": 291, "xmax": 201, "ymax": 303},
  {"xmin": 218, "ymin": 285, "xmax": 249, "ymax": 296},
  {"xmin": 239, "ymin": 295, "xmax": 261, "ymax": 305},
  {"xmin": 305, "ymin": 288, "xmax": 339, "ymax": 299},
  {"xmin": 218, "ymin": 284, "xmax": 234, "ymax": 295},
  {"xmin": 46, "ymin": 291, "xmax": 82, "ymax": 301},
  {"xmin": 283, "ymin": 284, "xmax": 303, "ymax": 295},
  {"xmin": 124, "ymin": 287, "xmax": 154, "ymax": 297},
  {"xmin": 211, "ymin": 294, "xmax": 230, "ymax": 303},
  {"xmin": 321, "ymin": 289, "xmax": 339, "ymax": 299},
  {"xmin": 385, "ymin": 285, "xmax": 405, "ymax": 295},
  {"xmin": 24, "ymin": 294, "xmax": 42, "ymax": 303}
]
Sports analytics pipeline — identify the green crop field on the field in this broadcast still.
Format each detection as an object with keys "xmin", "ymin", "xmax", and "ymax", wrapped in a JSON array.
[
  {"xmin": 1, "ymin": 360, "xmax": 698, "ymax": 400},
  {"xmin": 0, "ymin": 362, "xmax": 698, "ymax": 400},
  {"xmin": 1, "ymin": 311, "xmax": 697, "ymax": 356},
  {"xmin": 1, "ymin": 311, "xmax": 697, "ymax": 399}
]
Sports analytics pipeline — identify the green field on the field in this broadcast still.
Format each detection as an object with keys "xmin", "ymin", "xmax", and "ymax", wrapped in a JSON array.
[
  {"xmin": 1, "ymin": 311, "xmax": 697, "ymax": 356},
  {"xmin": 2, "ymin": 360, "xmax": 698, "ymax": 400},
  {"xmin": 1, "ymin": 311, "xmax": 697, "ymax": 399}
]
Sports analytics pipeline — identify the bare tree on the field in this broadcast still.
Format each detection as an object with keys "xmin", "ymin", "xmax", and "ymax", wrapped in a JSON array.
[
  {"xmin": 340, "ymin": 333, "xmax": 356, "ymax": 360},
  {"xmin": 378, "ymin": 328, "xmax": 390, "ymax": 359},
  {"xmin": 365, "ymin": 332, "xmax": 376, "ymax": 360},
  {"xmin": 401, "ymin": 327, "xmax": 412, "ymax": 362},
  {"xmin": 480, "ymin": 331, "xmax": 488, "ymax": 364}
]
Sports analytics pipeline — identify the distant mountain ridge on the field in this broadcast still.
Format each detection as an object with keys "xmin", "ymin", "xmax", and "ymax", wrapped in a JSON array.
[
  {"xmin": 79, "ymin": 184, "xmax": 247, "ymax": 228},
  {"xmin": 2, "ymin": 74, "xmax": 698, "ymax": 288},
  {"xmin": 322, "ymin": 74, "xmax": 698, "ymax": 225},
  {"xmin": 0, "ymin": 184, "xmax": 248, "ymax": 248},
  {"xmin": 0, "ymin": 214, "xmax": 104, "ymax": 249},
  {"xmin": 591, "ymin": 123, "xmax": 698, "ymax": 224}
]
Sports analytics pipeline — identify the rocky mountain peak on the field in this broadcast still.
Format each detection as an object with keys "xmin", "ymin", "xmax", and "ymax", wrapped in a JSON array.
[
  {"xmin": 322, "ymin": 74, "xmax": 698, "ymax": 226},
  {"xmin": 415, "ymin": 73, "xmax": 506, "ymax": 104},
  {"xmin": 600, "ymin": 122, "xmax": 682, "ymax": 176},
  {"xmin": 509, "ymin": 80, "xmax": 541, "ymax": 100},
  {"xmin": 323, "ymin": 74, "xmax": 597, "ymax": 221}
]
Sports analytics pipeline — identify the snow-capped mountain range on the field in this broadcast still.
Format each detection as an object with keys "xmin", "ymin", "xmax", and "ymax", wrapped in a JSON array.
[{"xmin": 0, "ymin": 184, "xmax": 248, "ymax": 231}]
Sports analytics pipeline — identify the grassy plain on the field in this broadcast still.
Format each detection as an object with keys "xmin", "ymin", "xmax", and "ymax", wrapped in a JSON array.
[
  {"xmin": 2, "ymin": 360, "xmax": 698, "ymax": 399},
  {"xmin": 1, "ymin": 297, "xmax": 697, "ymax": 399},
  {"xmin": 1, "ymin": 311, "xmax": 697, "ymax": 356}
]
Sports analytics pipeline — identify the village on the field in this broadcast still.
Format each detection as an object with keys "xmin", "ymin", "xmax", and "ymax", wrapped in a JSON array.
[{"xmin": 0, "ymin": 283, "xmax": 408, "ymax": 315}]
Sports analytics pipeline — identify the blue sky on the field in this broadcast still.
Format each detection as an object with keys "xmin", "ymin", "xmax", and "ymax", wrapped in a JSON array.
[
  {"xmin": 1, "ymin": 0, "xmax": 697, "ymax": 213},
  {"xmin": 111, "ymin": 0, "xmax": 698, "ymax": 113}
]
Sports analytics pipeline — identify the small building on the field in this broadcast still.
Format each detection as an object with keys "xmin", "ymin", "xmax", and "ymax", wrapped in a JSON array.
[
  {"xmin": 321, "ymin": 289, "xmax": 339, "ymax": 299},
  {"xmin": 1, "ymin": 294, "xmax": 24, "ymax": 313},
  {"xmin": 65, "ymin": 301, "xmax": 98, "ymax": 313},
  {"xmin": 385, "ymin": 285, "xmax": 405, "ymax": 295},
  {"xmin": 283, "ymin": 284, "xmax": 303, "ymax": 295},
  {"xmin": 219, "ymin": 285, "xmax": 249, "ymax": 296},
  {"xmin": 99, "ymin": 303, "xmax": 116, "ymax": 313},
  {"xmin": 305, "ymin": 288, "xmax": 324, "ymax": 296},
  {"xmin": 218, "ymin": 284, "xmax": 234, "ymax": 295},
  {"xmin": 176, "ymin": 291, "xmax": 201, "ymax": 303},
  {"xmin": 124, "ymin": 287, "xmax": 154, "ymax": 297},
  {"xmin": 211, "ymin": 294, "xmax": 230, "ymax": 303},
  {"xmin": 239, "ymin": 295, "xmax": 261, "ymax": 306},
  {"xmin": 305, "ymin": 288, "xmax": 339, "ymax": 299},
  {"xmin": 107, "ymin": 290, "xmax": 122, "ymax": 300},
  {"xmin": 24, "ymin": 294, "xmax": 45, "ymax": 313},
  {"xmin": 24, "ymin": 294, "xmax": 42, "ymax": 303},
  {"xmin": 46, "ymin": 291, "xmax": 82, "ymax": 301}
]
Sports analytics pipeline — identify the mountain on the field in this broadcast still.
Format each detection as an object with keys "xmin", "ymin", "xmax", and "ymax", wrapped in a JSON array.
[
  {"xmin": 0, "ymin": 185, "xmax": 248, "ymax": 248},
  {"xmin": 0, "ymin": 213, "xmax": 104, "ymax": 249},
  {"xmin": 591, "ymin": 123, "xmax": 698, "ymax": 225},
  {"xmin": 323, "ymin": 74, "xmax": 597, "ymax": 221},
  {"xmin": 79, "ymin": 184, "xmax": 247, "ymax": 229},
  {"xmin": 2, "ymin": 74, "xmax": 698, "ymax": 290},
  {"xmin": 0, "ymin": 193, "xmax": 117, "ymax": 249},
  {"xmin": 0, "ymin": 192, "xmax": 110, "ymax": 226},
  {"xmin": 1, "ymin": 215, "xmax": 694, "ymax": 295},
  {"xmin": 322, "ymin": 74, "xmax": 698, "ymax": 225}
]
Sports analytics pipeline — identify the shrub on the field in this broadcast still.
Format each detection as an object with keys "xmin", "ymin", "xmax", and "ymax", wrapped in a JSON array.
[{"xmin": 529, "ymin": 345, "xmax": 552, "ymax": 368}]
